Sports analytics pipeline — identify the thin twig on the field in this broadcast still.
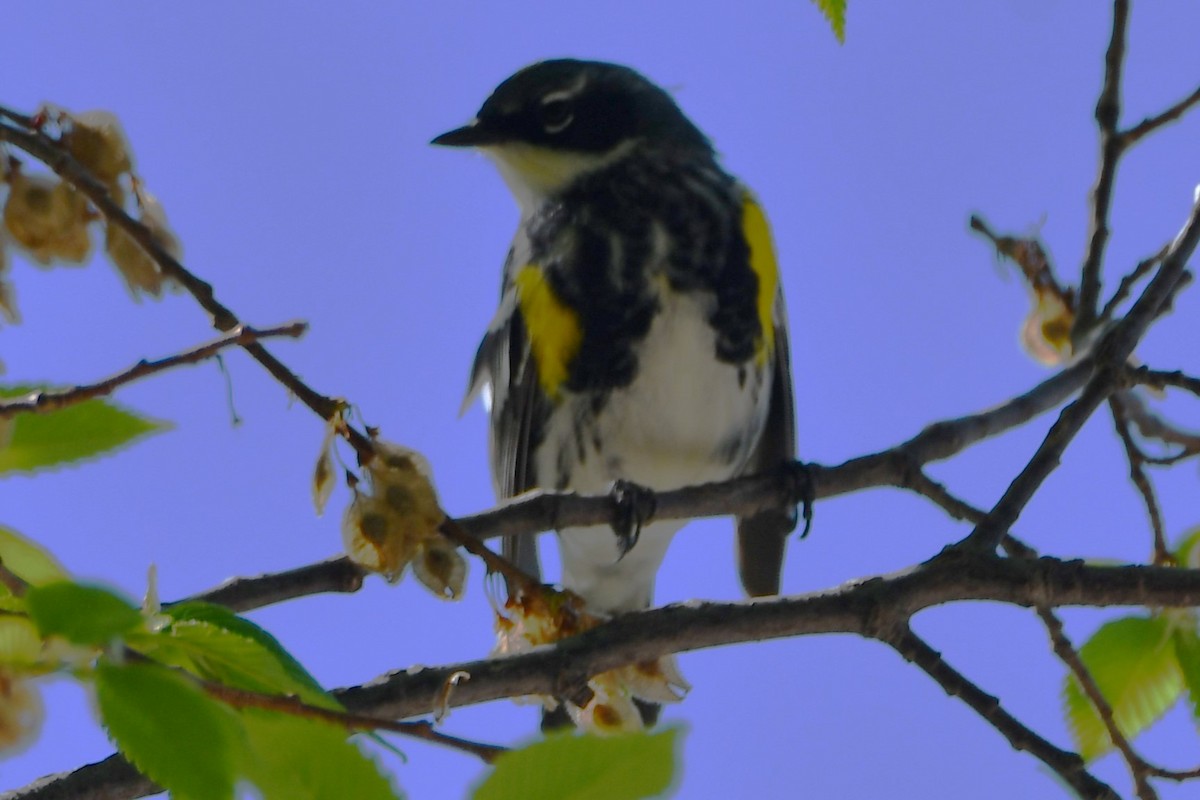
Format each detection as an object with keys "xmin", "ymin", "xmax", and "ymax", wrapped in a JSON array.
[
  {"xmin": 1038, "ymin": 606, "xmax": 1158, "ymax": 799},
  {"xmin": 1146, "ymin": 764, "xmax": 1200, "ymax": 781},
  {"xmin": 197, "ymin": 679, "xmax": 507, "ymax": 764},
  {"xmin": 967, "ymin": 197, "xmax": 1200, "ymax": 552},
  {"xmin": 1099, "ymin": 246, "xmax": 1168, "ymax": 325},
  {"xmin": 0, "ymin": 323, "xmax": 307, "ymax": 419},
  {"xmin": 1110, "ymin": 393, "xmax": 1171, "ymax": 564},
  {"xmin": 439, "ymin": 518, "xmax": 539, "ymax": 594},
  {"xmin": 1121, "ymin": 391, "xmax": 1200, "ymax": 452},
  {"xmin": 182, "ymin": 555, "xmax": 365, "ymax": 612},
  {"xmin": 1074, "ymin": 0, "xmax": 1130, "ymax": 342},
  {"xmin": 899, "ymin": 468, "xmax": 982, "ymax": 524},
  {"xmin": 1121, "ymin": 83, "xmax": 1200, "ymax": 146},
  {"xmin": 1127, "ymin": 366, "xmax": 1200, "ymax": 397},
  {"xmin": 0, "ymin": 120, "xmax": 376, "ymax": 461},
  {"xmin": 879, "ymin": 622, "xmax": 1119, "ymax": 800}
]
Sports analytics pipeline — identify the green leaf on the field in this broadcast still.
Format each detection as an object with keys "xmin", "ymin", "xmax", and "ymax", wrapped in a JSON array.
[
  {"xmin": 1173, "ymin": 624, "xmax": 1200, "ymax": 721},
  {"xmin": 1064, "ymin": 615, "xmax": 1184, "ymax": 761},
  {"xmin": 0, "ymin": 385, "xmax": 168, "ymax": 475},
  {"xmin": 240, "ymin": 709, "xmax": 399, "ymax": 800},
  {"xmin": 130, "ymin": 618, "xmax": 334, "ymax": 709},
  {"xmin": 0, "ymin": 524, "xmax": 69, "ymax": 589},
  {"xmin": 810, "ymin": 0, "xmax": 846, "ymax": 43},
  {"xmin": 159, "ymin": 601, "xmax": 335, "ymax": 708},
  {"xmin": 96, "ymin": 659, "xmax": 242, "ymax": 800},
  {"xmin": 26, "ymin": 581, "xmax": 141, "ymax": 645},
  {"xmin": 0, "ymin": 616, "xmax": 42, "ymax": 665},
  {"xmin": 472, "ymin": 729, "xmax": 679, "ymax": 800},
  {"xmin": 1174, "ymin": 527, "xmax": 1200, "ymax": 569}
]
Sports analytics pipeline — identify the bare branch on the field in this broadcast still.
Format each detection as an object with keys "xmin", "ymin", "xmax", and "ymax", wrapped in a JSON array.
[
  {"xmin": 0, "ymin": 323, "xmax": 307, "ymax": 419},
  {"xmin": 183, "ymin": 555, "xmax": 365, "ymax": 612},
  {"xmin": 1110, "ymin": 394, "xmax": 1171, "ymax": 564},
  {"xmin": 28, "ymin": 552, "xmax": 1200, "ymax": 800},
  {"xmin": 967, "ymin": 197, "xmax": 1200, "ymax": 552},
  {"xmin": 150, "ymin": 352, "xmax": 1098, "ymax": 617},
  {"xmin": 1128, "ymin": 366, "xmax": 1200, "ymax": 398},
  {"xmin": 0, "ymin": 121, "xmax": 376, "ymax": 461},
  {"xmin": 1038, "ymin": 606, "xmax": 1158, "ymax": 799},
  {"xmin": 882, "ymin": 623, "xmax": 1119, "ymax": 800},
  {"xmin": 198, "ymin": 679, "xmax": 506, "ymax": 764},
  {"xmin": 1099, "ymin": 246, "xmax": 1168, "ymax": 325},
  {"xmin": 1121, "ymin": 83, "xmax": 1200, "ymax": 146},
  {"xmin": 1075, "ymin": 0, "xmax": 1130, "ymax": 341}
]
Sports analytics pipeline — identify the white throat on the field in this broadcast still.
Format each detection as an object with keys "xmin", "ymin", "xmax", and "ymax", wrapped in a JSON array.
[{"xmin": 484, "ymin": 140, "xmax": 636, "ymax": 213}]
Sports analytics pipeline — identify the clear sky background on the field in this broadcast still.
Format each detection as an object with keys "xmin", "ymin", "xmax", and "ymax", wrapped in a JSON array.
[{"xmin": 3, "ymin": 2, "xmax": 1200, "ymax": 798}]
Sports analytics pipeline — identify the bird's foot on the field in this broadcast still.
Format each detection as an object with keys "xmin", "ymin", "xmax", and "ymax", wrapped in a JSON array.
[
  {"xmin": 784, "ymin": 461, "xmax": 815, "ymax": 538},
  {"xmin": 609, "ymin": 479, "xmax": 657, "ymax": 558}
]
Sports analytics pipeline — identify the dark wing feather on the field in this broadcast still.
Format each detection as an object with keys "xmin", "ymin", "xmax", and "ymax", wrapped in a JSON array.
[
  {"xmin": 735, "ymin": 292, "xmax": 797, "ymax": 597},
  {"xmin": 466, "ymin": 278, "xmax": 548, "ymax": 584}
]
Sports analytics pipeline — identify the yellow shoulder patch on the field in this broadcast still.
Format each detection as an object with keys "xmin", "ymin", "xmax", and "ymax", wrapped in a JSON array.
[
  {"xmin": 514, "ymin": 264, "xmax": 582, "ymax": 400},
  {"xmin": 741, "ymin": 190, "xmax": 780, "ymax": 363}
]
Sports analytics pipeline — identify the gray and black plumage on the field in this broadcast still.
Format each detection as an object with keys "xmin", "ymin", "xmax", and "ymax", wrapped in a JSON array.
[{"xmin": 434, "ymin": 59, "xmax": 797, "ymax": 616}]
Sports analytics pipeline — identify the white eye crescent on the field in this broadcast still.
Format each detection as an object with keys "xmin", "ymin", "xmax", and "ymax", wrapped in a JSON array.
[{"xmin": 539, "ymin": 97, "xmax": 574, "ymax": 134}]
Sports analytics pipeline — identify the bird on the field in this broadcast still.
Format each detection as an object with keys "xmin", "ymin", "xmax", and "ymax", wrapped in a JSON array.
[{"xmin": 433, "ymin": 58, "xmax": 797, "ymax": 620}]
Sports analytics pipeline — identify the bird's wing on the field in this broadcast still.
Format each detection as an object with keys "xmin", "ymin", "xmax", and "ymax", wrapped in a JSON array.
[
  {"xmin": 464, "ymin": 269, "xmax": 548, "ymax": 584},
  {"xmin": 735, "ymin": 289, "xmax": 798, "ymax": 598}
]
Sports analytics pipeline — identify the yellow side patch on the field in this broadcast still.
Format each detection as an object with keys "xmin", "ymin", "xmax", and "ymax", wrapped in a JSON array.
[
  {"xmin": 514, "ymin": 264, "xmax": 583, "ymax": 400},
  {"xmin": 741, "ymin": 191, "xmax": 780, "ymax": 363}
]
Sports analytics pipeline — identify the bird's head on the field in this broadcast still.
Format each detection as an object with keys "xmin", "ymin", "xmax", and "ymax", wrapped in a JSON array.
[{"xmin": 432, "ymin": 59, "xmax": 711, "ymax": 208}]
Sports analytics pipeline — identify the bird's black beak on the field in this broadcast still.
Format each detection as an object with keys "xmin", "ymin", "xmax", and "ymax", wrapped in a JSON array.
[{"xmin": 430, "ymin": 121, "xmax": 505, "ymax": 147}]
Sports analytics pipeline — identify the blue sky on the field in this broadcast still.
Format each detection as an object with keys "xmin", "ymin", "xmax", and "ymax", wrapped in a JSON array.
[{"xmin": 3, "ymin": 2, "xmax": 1200, "ymax": 798}]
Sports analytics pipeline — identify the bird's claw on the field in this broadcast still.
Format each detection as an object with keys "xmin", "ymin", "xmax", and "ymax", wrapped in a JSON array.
[
  {"xmin": 609, "ymin": 479, "xmax": 656, "ymax": 558},
  {"xmin": 784, "ymin": 461, "xmax": 815, "ymax": 538}
]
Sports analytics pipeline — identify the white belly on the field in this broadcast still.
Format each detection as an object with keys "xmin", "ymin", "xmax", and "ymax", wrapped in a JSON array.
[
  {"xmin": 538, "ymin": 289, "xmax": 771, "ymax": 493},
  {"xmin": 538, "ymin": 288, "xmax": 772, "ymax": 612}
]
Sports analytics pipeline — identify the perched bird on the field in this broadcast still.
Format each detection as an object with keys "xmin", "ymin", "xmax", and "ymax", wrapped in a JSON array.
[{"xmin": 434, "ymin": 59, "xmax": 797, "ymax": 618}]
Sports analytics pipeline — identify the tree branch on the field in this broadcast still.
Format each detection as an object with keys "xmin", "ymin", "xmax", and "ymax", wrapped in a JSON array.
[
  {"xmin": 1120, "ymin": 83, "xmax": 1200, "ymax": 146},
  {"xmin": 1038, "ymin": 606, "xmax": 1158, "ymax": 800},
  {"xmin": 0, "ymin": 323, "xmax": 307, "ymax": 419},
  {"xmin": 1127, "ymin": 366, "xmax": 1200, "ymax": 399},
  {"xmin": 882, "ymin": 622, "xmax": 1119, "ymax": 800},
  {"xmin": 1074, "ymin": 0, "xmax": 1130, "ymax": 341},
  {"xmin": 1099, "ymin": 246, "xmax": 1167, "ymax": 326},
  {"xmin": 153, "ymin": 349, "xmax": 1098, "ymax": 616},
  {"xmin": 0, "ymin": 120, "xmax": 375, "ymax": 461},
  {"xmin": 1109, "ymin": 394, "xmax": 1170, "ymax": 564},
  {"xmin": 196, "ymin": 679, "xmax": 506, "ymax": 764},
  {"xmin": 966, "ymin": 197, "xmax": 1200, "ymax": 552},
  {"xmin": 21, "ymin": 552, "xmax": 1200, "ymax": 800}
]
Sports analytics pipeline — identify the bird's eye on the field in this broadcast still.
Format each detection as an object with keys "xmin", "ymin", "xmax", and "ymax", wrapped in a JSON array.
[{"xmin": 539, "ymin": 98, "xmax": 574, "ymax": 134}]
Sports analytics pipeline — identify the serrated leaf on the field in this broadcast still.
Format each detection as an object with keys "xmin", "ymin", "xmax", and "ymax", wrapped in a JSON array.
[
  {"xmin": 1064, "ymin": 615, "xmax": 1184, "ymax": 761},
  {"xmin": 0, "ymin": 385, "xmax": 168, "ymax": 475},
  {"xmin": 472, "ymin": 729, "xmax": 679, "ymax": 800},
  {"xmin": 96, "ymin": 660, "xmax": 242, "ymax": 800},
  {"xmin": 26, "ymin": 581, "xmax": 141, "ymax": 646},
  {"xmin": 1173, "ymin": 626, "xmax": 1200, "ymax": 722},
  {"xmin": 160, "ymin": 601, "xmax": 334, "ymax": 708},
  {"xmin": 131, "ymin": 618, "xmax": 334, "ymax": 709},
  {"xmin": 240, "ymin": 709, "xmax": 399, "ymax": 800},
  {"xmin": 0, "ymin": 525, "xmax": 68, "ymax": 590},
  {"xmin": 810, "ymin": 0, "xmax": 846, "ymax": 43}
]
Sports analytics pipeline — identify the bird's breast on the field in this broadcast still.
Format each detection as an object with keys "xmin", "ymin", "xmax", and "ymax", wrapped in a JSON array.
[{"xmin": 536, "ymin": 285, "xmax": 771, "ymax": 494}]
